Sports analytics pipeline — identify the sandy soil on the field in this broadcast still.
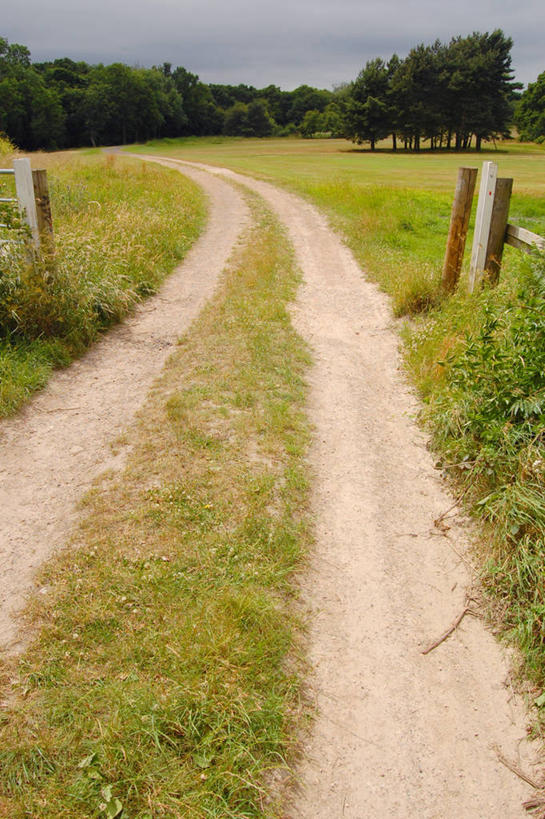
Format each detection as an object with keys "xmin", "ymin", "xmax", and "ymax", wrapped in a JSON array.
[
  {"xmin": 0, "ymin": 162, "xmax": 249, "ymax": 651},
  {"xmin": 0, "ymin": 154, "xmax": 540, "ymax": 814}
]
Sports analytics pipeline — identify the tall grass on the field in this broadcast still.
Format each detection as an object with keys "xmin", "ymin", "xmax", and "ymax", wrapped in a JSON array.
[{"xmin": 0, "ymin": 153, "xmax": 205, "ymax": 415}]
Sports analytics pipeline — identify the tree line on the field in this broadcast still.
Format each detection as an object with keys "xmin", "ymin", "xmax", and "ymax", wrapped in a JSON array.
[
  {"xmin": 0, "ymin": 37, "xmax": 337, "ymax": 150},
  {"xmin": 1, "ymin": 30, "xmax": 544, "ymax": 152}
]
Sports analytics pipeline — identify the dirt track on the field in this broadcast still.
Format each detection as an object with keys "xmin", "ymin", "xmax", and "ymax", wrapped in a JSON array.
[
  {"xmin": 0, "ymin": 156, "xmax": 539, "ymax": 814},
  {"xmin": 0, "ymin": 162, "xmax": 249, "ymax": 651}
]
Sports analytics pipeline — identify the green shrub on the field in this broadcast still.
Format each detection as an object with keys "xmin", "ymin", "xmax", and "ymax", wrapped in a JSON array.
[{"xmin": 422, "ymin": 251, "xmax": 545, "ymax": 683}]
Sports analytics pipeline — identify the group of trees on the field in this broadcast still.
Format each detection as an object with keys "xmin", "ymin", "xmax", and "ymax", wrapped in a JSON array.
[
  {"xmin": 0, "ymin": 37, "xmax": 338, "ymax": 150},
  {"xmin": 516, "ymin": 72, "xmax": 545, "ymax": 142},
  {"xmin": 344, "ymin": 30, "xmax": 520, "ymax": 151},
  {"xmin": 2, "ymin": 29, "xmax": 545, "ymax": 152}
]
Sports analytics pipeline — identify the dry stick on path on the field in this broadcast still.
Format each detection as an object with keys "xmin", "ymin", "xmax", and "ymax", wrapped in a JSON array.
[
  {"xmin": 492, "ymin": 745, "xmax": 545, "ymax": 792},
  {"xmin": 524, "ymin": 795, "xmax": 545, "ymax": 814},
  {"xmin": 421, "ymin": 603, "xmax": 479, "ymax": 655}
]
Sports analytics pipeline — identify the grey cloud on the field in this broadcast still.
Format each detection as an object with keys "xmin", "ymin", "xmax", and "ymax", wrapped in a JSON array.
[{"xmin": 4, "ymin": 0, "xmax": 545, "ymax": 89}]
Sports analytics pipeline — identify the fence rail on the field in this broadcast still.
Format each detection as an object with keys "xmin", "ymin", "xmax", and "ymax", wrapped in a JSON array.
[
  {"xmin": 505, "ymin": 224, "xmax": 545, "ymax": 253},
  {"xmin": 0, "ymin": 169, "xmax": 17, "ymax": 206}
]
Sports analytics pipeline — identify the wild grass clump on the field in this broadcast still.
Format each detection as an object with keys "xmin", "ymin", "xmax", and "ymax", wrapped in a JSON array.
[
  {"xmin": 409, "ymin": 252, "xmax": 545, "ymax": 690},
  {"xmin": 0, "ymin": 153, "xmax": 205, "ymax": 415},
  {"xmin": 0, "ymin": 133, "xmax": 17, "ymax": 162},
  {"xmin": 0, "ymin": 197, "xmax": 311, "ymax": 817}
]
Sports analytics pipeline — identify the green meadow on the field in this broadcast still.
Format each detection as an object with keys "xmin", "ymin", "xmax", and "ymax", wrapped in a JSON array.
[{"xmin": 127, "ymin": 136, "xmax": 545, "ymax": 314}]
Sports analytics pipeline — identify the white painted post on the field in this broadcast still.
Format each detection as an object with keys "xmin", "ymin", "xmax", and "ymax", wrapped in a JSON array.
[
  {"xmin": 13, "ymin": 158, "xmax": 40, "ymax": 248},
  {"xmin": 468, "ymin": 161, "xmax": 497, "ymax": 293}
]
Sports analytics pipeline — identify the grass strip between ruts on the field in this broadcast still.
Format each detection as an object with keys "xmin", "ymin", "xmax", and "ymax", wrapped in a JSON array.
[{"xmin": 0, "ymin": 192, "xmax": 312, "ymax": 818}]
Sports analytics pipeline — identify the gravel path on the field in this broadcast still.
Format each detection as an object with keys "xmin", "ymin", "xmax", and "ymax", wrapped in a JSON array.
[{"xmin": 0, "ymin": 155, "xmax": 538, "ymax": 814}]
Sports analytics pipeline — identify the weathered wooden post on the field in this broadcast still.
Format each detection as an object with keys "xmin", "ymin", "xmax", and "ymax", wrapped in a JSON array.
[
  {"xmin": 32, "ymin": 169, "xmax": 55, "ymax": 248},
  {"xmin": 484, "ymin": 177, "xmax": 513, "ymax": 285},
  {"xmin": 468, "ymin": 161, "xmax": 497, "ymax": 293},
  {"xmin": 441, "ymin": 166, "xmax": 478, "ymax": 293},
  {"xmin": 13, "ymin": 157, "xmax": 40, "ymax": 248}
]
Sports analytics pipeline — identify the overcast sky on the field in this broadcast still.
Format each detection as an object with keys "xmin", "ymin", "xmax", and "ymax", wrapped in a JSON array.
[{"xmin": 4, "ymin": 0, "xmax": 544, "ymax": 90}]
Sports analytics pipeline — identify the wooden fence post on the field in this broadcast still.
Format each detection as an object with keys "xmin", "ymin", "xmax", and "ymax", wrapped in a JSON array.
[
  {"xmin": 484, "ymin": 177, "xmax": 513, "ymax": 285},
  {"xmin": 469, "ymin": 161, "xmax": 497, "ymax": 293},
  {"xmin": 441, "ymin": 166, "xmax": 477, "ymax": 293},
  {"xmin": 32, "ymin": 169, "xmax": 54, "ymax": 247},
  {"xmin": 13, "ymin": 158, "xmax": 40, "ymax": 248}
]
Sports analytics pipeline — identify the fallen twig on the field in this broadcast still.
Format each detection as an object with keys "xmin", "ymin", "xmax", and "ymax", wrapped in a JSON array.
[
  {"xmin": 421, "ymin": 606, "xmax": 474, "ymax": 655},
  {"xmin": 523, "ymin": 794, "xmax": 545, "ymax": 813},
  {"xmin": 493, "ymin": 745, "xmax": 544, "ymax": 791},
  {"xmin": 43, "ymin": 406, "xmax": 81, "ymax": 413},
  {"xmin": 433, "ymin": 483, "xmax": 473, "ymax": 529}
]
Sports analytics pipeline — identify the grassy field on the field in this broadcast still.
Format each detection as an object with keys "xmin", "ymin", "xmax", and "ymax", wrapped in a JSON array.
[
  {"xmin": 0, "ymin": 145, "xmax": 205, "ymax": 415},
  {"xmin": 0, "ymin": 195, "xmax": 311, "ymax": 817},
  {"xmin": 127, "ymin": 137, "xmax": 545, "ymax": 709},
  {"xmin": 127, "ymin": 136, "xmax": 545, "ymax": 315}
]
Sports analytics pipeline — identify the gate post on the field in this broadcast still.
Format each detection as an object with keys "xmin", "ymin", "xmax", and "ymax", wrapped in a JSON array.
[
  {"xmin": 468, "ymin": 161, "xmax": 497, "ymax": 293},
  {"xmin": 13, "ymin": 158, "xmax": 40, "ymax": 248}
]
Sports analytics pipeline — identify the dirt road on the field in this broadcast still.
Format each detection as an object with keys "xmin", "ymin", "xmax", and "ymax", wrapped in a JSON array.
[{"xmin": 0, "ymin": 155, "xmax": 538, "ymax": 814}]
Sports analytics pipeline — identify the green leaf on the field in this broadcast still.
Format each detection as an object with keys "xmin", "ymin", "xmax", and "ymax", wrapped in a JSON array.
[
  {"xmin": 509, "ymin": 523, "xmax": 520, "ymax": 536},
  {"xmin": 192, "ymin": 753, "xmax": 213, "ymax": 769},
  {"xmin": 78, "ymin": 752, "xmax": 98, "ymax": 769},
  {"xmin": 535, "ymin": 692, "xmax": 545, "ymax": 708},
  {"xmin": 105, "ymin": 798, "xmax": 123, "ymax": 819},
  {"xmin": 101, "ymin": 785, "xmax": 112, "ymax": 802}
]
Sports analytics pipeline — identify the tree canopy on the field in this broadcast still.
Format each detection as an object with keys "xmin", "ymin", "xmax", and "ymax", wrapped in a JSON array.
[
  {"xmin": 516, "ymin": 72, "xmax": 545, "ymax": 142},
  {"xmin": 344, "ymin": 30, "xmax": 520, "ymax": 151}
]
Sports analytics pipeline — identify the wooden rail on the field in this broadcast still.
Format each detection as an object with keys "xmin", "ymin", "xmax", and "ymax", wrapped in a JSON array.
[{"xmin": 505, "ymin": 224, "xmax": 545, "ymax": 253}]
